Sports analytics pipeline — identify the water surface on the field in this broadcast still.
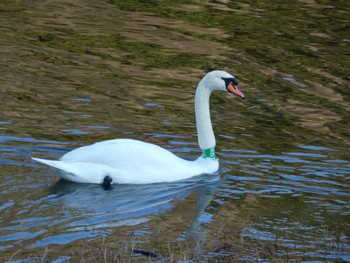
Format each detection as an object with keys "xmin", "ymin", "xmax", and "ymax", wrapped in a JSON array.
[{"xmin": 0, "ymin": 0, "xmax": 349, "ymax": 261}]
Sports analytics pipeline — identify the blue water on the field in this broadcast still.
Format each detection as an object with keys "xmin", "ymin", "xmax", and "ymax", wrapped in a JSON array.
[
  {"xmin": 0, "ymin": 134, "xmax": 349, "ymax": 261},
  {"xmin": 1, "ymin": 0, "xmax": 349, "ymax": 260}
]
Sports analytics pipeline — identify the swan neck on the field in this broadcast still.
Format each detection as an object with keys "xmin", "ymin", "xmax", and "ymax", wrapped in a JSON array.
[{"xmin": 195, "ymin": 78, "xmax": 216, "ymax": 152}]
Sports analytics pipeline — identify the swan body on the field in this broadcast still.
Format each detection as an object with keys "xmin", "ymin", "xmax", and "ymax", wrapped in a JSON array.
[
  {"xmin": 32, "ymin": 139, "xmax": 218, "ymax": 184},
  {"xmin": 32, "ymin": 70, "xmax": 245, "ymax": 184}
]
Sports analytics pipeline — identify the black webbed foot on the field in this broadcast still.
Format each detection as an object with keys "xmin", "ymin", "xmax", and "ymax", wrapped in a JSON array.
[{"xmin": 102, "ymin": 175, "xmax": 113, "ymax": 190}]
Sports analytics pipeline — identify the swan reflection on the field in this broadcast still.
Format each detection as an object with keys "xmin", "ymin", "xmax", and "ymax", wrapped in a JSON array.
[{"xmin": 39, "ymin": 175, "xmax": 219, "ymax": 247}]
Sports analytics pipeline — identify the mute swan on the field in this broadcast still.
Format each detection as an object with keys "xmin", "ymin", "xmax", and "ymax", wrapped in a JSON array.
[{"xmin": 32, "ymin": 70, "xmax": 245, "ymax": 184}]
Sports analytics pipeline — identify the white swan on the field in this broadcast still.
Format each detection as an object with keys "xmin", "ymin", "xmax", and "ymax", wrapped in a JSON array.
[{"xmin": 32, "ymin": 70, "xmax": 245, "ymax": 184}]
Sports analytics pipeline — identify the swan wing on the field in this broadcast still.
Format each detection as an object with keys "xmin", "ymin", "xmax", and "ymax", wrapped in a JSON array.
[{"xmin": 61, "ymin": 139, "xmax": 184, "ymax": 172}]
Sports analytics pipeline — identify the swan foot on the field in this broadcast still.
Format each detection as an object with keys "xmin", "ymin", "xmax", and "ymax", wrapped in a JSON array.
[{"xmin": 102, "ymin": 175, "xmax": 113, "ymax": 190}]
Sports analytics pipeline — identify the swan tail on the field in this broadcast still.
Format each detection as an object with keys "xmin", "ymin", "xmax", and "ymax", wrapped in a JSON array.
[
  {"xmin": 31, "ymin": 157, "xmax": 112, "ymax": 184},
  {"xmin": 31, "ymin": 157, "xmax": 70, "ymax": 171},
  {"xmin": 31, "ymin": 157, "xmax": 88, "ymax": 183}
]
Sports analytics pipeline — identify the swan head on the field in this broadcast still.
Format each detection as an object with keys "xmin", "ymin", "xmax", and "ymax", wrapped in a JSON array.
[{"xmin": 203, "ymin": 70, "xmax": 245, "ymax": 99}]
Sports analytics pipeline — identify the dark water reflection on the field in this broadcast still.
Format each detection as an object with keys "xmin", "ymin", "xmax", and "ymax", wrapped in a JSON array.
[{"xmin": 0, "ymin": 0, "xmax": 350, "ymax": 261}]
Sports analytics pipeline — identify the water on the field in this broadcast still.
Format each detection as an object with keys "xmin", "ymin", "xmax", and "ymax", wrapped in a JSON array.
[{"xmin": 1, "ymin": 0, "xmax": 349, "ymax": 261}]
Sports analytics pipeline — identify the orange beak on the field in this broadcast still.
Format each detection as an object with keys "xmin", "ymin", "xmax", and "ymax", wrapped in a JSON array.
[{"xmin": 227, "ymin": 82, "xmax": 245, "ymax": 99}]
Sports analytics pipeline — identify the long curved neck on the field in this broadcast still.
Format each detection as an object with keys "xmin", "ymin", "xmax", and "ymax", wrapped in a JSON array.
[{"xmin": 195, "ymin": 78, "xmax": 216, "ymax": 153}]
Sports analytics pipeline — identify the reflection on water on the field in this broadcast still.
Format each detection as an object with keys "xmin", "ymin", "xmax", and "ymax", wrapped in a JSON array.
[
  {"xmin": 219, "ymin": 144, "xmax": 350, "ymax": 261},
  {"xmin": 0, "ymin": 0, "xmax": 350, "ymax": 261},
  {"xmin": 0, "ymin": 135, "xmax": 349, "ymax": 261}
]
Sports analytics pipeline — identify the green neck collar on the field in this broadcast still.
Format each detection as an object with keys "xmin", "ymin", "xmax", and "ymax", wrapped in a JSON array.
[{"xmin": 202, "ymin": 147, "xmax": 216, "ymax": 160}]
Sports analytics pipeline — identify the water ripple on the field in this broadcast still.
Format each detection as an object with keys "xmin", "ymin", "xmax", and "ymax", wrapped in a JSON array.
[{"xmin": 0, "ymin": 135, "xmax": 349, "ymax": 260}]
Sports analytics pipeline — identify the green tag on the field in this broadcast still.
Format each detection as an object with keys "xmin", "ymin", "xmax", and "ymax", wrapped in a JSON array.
[{"xmin": 203, "ymin": 148, "xmax": 216, "ymax": 160}]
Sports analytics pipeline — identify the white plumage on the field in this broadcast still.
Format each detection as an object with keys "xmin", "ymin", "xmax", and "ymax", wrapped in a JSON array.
[{"xmin": 32, "ymin": 70, "xmax": 244, "ymax": 184}]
